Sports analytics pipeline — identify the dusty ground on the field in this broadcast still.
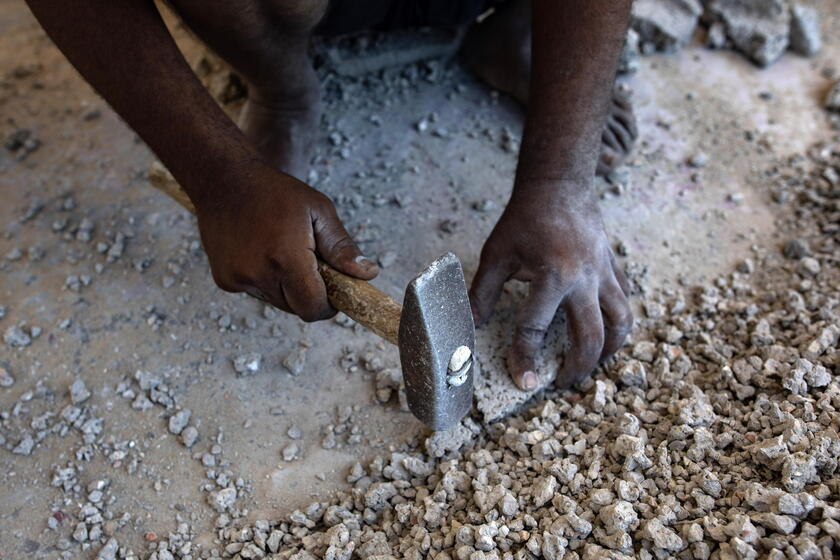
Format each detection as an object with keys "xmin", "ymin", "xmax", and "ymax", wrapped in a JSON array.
[{"xmin": 0, "ymin": 0, "xmax": 838, "ymax": 558}]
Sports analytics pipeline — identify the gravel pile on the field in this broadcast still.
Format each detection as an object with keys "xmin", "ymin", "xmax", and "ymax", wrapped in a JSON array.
[{"xmin": 124, "ymin": 137, "xmax": 840, "ymax": 559}]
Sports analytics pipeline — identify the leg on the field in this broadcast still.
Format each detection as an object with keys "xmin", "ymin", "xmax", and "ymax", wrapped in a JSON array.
[
  {"xmin": 460, "ymin": 0, "xmax": 638, "ymax": 176},
  {"xmin": 168, "ymin": 0, "xmax": 328, "ymax": 180}
]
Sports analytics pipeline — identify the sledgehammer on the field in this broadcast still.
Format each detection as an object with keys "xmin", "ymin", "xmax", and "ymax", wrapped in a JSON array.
[{"xmin": 149, "ymin": 168, "xmax": 475, "ymax": 431}]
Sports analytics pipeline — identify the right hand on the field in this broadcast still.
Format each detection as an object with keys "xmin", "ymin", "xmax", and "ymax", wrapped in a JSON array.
[{"xmin": 194, "ymin": 163, "xmax": 379, "ymax": 321}]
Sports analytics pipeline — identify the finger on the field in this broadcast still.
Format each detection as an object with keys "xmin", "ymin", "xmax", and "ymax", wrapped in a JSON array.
[
  {"xmin": 599, "ymin": 277, "xmax": 633, "ymax": 360},
  {"xmin": 247, "ymin": 283, "xmax": 292, "ymax": 315},
  {"xmin": 557, "ymin": 285, "xmax": 605, "ymax": 388},
  {"xmin": 507, "ymin": 276, "xmax": 566, "ymax": 391},
  {"xmin": 312, "ymin": 205, "xmax": 379, "ymax": 280},
  {"xmin": 609, "ymin": 252, "xmax": 631, "ymax": 297},
  {"xmin": 469, "ymin": 249, "xmax": 517, "ymax": 325},
  {"xmin": 271, "ymin": 251, "xmax": 335, "ymax": 322}
]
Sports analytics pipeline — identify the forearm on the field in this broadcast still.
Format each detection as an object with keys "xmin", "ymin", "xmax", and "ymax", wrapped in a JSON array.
[
  {"xmin": 24, "ymin": 0, "xmax": 262, "ymax": 210},
  {"xmin": 516, "ymin": 0, "xmax": 631, "ymax": 191}
]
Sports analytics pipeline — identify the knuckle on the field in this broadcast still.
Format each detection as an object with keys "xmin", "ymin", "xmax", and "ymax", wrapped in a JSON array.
[{"xmin": 515, "ymin": 325, "xmax": 547, "ymax": 348}]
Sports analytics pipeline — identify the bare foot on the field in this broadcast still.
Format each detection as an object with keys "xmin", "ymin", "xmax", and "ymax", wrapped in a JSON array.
[
  {"xmin": 238, "ymin": 79, "xmax": 320, "ymax": 181},
  {"xmin": 460, "ymin": 0, "xmax": 637, "ymax": 176}
]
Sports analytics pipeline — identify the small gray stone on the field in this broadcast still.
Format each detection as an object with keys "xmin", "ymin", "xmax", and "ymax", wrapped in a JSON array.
[
  {"xmin": 4, "ymin": 325, "xmax": 32, "ymax": 348},
  {"xmin": 788, "ymin": 3, "xmax": 821, "ymax": 56},
  {"xmin": 208, "ymin": 487, "xmax": 237, "ymax": 512},
  {"xmin": 282, "ymin": 442, "xmax": 299, "ymax": 461},
  {"xmin": 282, "ymin": 348, "xmax": 307, "ymax": 376},
  {"xmin": 233, "ymin": 353, "xmax": 262, "ymax": 375},
  {"xmin": 0, "ymin": 365, "xmax": 14, "ymax": 387},
  {"xmin": 181, "ymin": 426, "xmax": 199, "ymax": 448},
  {"xmin": 69, "ymin": 379, "xmax": 91, "ymax": 404},
  {"xmin": 168, "ymin": 409, "xmax": 191, "ymax": 435}
]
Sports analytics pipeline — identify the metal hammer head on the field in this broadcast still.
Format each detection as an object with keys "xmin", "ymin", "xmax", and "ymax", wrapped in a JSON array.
[{"xmin": 398, "ymin": 253, "xmax": 475, "ymax": 431}]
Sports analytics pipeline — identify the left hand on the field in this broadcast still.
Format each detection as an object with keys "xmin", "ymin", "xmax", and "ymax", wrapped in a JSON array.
[{"xmin": 469, "ymin": 180, "xmax": 633, "ymax": 390}]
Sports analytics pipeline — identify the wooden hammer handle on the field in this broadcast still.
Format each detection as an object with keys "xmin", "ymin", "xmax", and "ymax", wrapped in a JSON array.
[{"xmin": 149, "ymin": 164, "xmax": 401, "ymax": 346}]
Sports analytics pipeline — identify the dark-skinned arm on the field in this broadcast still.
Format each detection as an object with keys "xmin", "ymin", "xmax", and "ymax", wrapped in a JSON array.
[
  {"xmin": 24, "ymin": 0, "xmax": 377, "ymax": 320},
  {"xmin": 470, "ymin": 0, "xmax": 634, "ymax": 390}
]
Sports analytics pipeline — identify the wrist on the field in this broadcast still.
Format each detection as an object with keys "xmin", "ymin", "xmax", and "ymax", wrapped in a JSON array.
[{"xmin": 510, "ymin": 177, "xmax": 598, "ymax": 212}]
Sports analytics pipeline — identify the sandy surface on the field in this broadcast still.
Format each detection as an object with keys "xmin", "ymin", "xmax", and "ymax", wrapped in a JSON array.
[{"xmin": 0, "ymin": 0, "xmax": 838, "ymax": 557}]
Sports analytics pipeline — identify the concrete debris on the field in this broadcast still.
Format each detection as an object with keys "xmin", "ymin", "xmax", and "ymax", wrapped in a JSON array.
[
  {"xmin": 232, "ymin": 353, "xmax": 262, "ymax": 375},
  {"xmin": 631, "ymin": 0, "xmax": 702, "ymax": 53},
  {"xmin": 825, "ymin": 79, "xmax": 840, "ymax": 112},
  {"xmin": 139, "ymin": 132, "xmax": 840, "ymax": 560},
  {"xmin": 168, "ymin": 409, "xmax": 191, "ymax": 435},
  {"xmin": 282, "ymin": 347, "xmax": 307, "ymax": 376},
  {"xmin": 706, "ymin": 0, "xmax": 791, "ymax": 67},
  {"xmin": 788, "ymin": 3, "xmax": 821, "ymax": 56},
  {"xmin": 69, "ymin": 379, "xmax": 91, "ymax": 405},
  {"xmin": 0, "ymin": 364, "xmax": 14, "ymax": 387},
  {"xmin": 4, "ymin": 324, "xmax": 32, "ymax": 347}
]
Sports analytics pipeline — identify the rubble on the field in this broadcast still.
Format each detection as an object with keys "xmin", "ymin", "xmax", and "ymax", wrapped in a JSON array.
[
  {"xmin": 826, "ymin": 79, "xmax": 840, "ymax": 112},
  {"xmin": 788, "ymin": 3, "xmax": 822, "ymax": 56},
  {"xmin": 149, "ymin": 132, "xmax": 840, "ymax": 560},
  {"xmin": 631, "ymin": 0, "xmax": 702, "ymax": 53},
  {"xmin": 705, "ymin": 0, "xmax": 791, "ymax": 67}
]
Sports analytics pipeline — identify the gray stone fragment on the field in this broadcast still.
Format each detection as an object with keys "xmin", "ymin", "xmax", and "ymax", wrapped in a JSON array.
[
  {"xmin": 788, "ymin": 3, "xmax": 821, "ymax": 56},
  {"xmin": 631, "ymin": 0, "xmax": 702, "ymax": 52},
  {"xmin": 12, "ymin": 435, "xmax": 34, "ymax": 455},
  {"xmin": 618, "ymin": 29, "xmax": 640, "ymax": 74},
  {"xmin": 208, "ymin": 487, "xmax": 237, "ymax": 512},
  {"xmin": 640, "ymin": 517, "xmax": 685, "ymax": 552},
  {"xmin": 282, "ymin": 443, "xmax": 299, "ymax": 461},
  {"xmin": 826, "ymin": 80, "xmax": 840, "ymax": 112},
  {"xmin": 365, "ymin": 482, "xmax": 397, "ymax": 511},
  {"xmin": 0, "ymin": 364, "xmax": 14, "ymax": 387},
  {"xmin": 4, "ymin": 325, "xmax": 32, "ymax": 347},
  {"xmin": 233, "ymin": 353, "xmax": 262, "ymax": 375},
  {"xmin": 282, "ymin": 347, "xmax": 307, "ymax": 376},
  {"xmin": 181, "ymin": 426, "xmax": 198, "ymax": 448},
  {"xmin": 707, "ymin": 0, "xmax": 791, "ymax": 67},
  {"xmin": 168, "ymin": 409, "xmax": 191, "ymax": 435},
  {"xmin": 70, "ymin": 379, "xmax": 91, "ymax": 404},
  {"xmin": 96, "ymin": 538, "xmax": 119, "ymax": 560},
  {"xmin": 752, "ymin": 512, "xmax": 797, "ymax": 535},
  {"xmin": 599, "ymin": 501, "xmax": 637, "ymax": 534}
]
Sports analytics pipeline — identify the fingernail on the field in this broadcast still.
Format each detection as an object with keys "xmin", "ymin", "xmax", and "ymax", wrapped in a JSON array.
[
  {"xmin": 355, "ymin": 255, "xmax": 374, "ymax": 268},
  {"xmin": 521, "ymin": 371, "xmax": 538, "ymax": 390}
]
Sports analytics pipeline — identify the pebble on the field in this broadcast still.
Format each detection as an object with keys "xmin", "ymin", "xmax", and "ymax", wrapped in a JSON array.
[
  {"xmin": 232, "ymin": 353, "xmax": 262, "ymax": 375},
  {"xmin": 168, "ymin": 409, "xmax": 191, "ymax": 435},
  {"xmin": 180, "ymin": 426, "xmax": 198, "ymax": 448},
  {"xmin": 0, "ymin": 365, "xmax": 14, "ymax": 387},
  {"xmin": 69, "ymin": 379, "xmax": 91, "ymax": 405},
  {"xmin": 4, "ymin": 325, "xmax": 32, "ymax": 347}
]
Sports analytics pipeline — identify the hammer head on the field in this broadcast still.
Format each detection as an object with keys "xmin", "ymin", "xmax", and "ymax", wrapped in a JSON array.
[{"xmin": 398, "ymin": 253, "xmax": 475, "ymax": 431}]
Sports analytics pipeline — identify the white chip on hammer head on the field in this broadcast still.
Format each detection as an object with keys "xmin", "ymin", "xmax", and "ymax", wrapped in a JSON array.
[{"xmin": 448, "ymin": 345, "xmax": 472, "ymax": 373}]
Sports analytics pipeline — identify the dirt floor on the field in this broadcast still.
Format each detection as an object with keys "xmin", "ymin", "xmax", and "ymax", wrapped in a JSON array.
[{"xmin": 1, "ymin": 1, "xmax": 839, "ymax": 558}]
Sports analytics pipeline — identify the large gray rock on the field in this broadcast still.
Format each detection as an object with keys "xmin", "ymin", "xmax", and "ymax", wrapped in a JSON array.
[
  {"xmin": 473, "ymin": 282, "xmax": 566, "ymax": 422},
  {"xmin": 632, "ymin": 0, "xmax": 703, "ymax": 52},
  {"xmin": 707, "ymin": 0, "xmax": 790, "ymax": 67}
]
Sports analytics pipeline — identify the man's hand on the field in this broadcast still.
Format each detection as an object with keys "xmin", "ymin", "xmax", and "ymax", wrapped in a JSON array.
[
  {"xmin": 470, "ymin": 182, "xmax": 632, "ymax": 390},
  {"xmin": 195, "ymin": 163, "xmax": 378, "ymax": 321}
]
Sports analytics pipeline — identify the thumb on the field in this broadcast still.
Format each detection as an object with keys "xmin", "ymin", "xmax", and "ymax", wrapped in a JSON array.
[{"xmin": 312, "ymin": 205, "xmax": 379, "ymax": 280}]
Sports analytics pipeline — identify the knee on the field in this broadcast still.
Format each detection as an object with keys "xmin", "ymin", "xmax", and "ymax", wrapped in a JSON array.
[{"xmin": 263, "ymin": 0, "xmax": 328, "ymax": 33}]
